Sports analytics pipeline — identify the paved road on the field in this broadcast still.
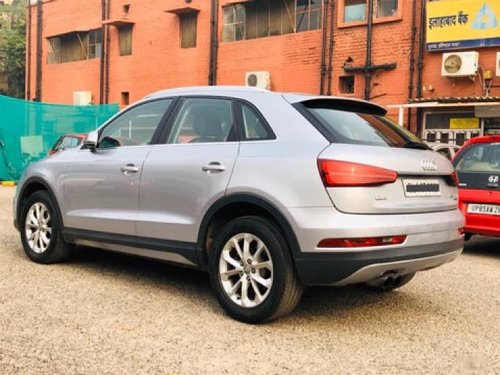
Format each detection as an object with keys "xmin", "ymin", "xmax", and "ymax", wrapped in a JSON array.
[{"xmin": 0, "ymin": 186, "xmax": 499, "ymax": 374}]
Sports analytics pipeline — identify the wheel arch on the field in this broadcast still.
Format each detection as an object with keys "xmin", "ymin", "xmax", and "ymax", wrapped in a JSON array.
[
  {"xmin": 16, "ymin": 177, "xmax": 64, "ymax": 230},
  {"xmin": 197, "ymin": 193, "xmax": 301, "ymax": 269}
]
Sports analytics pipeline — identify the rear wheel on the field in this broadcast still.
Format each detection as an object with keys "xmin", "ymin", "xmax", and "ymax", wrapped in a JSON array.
[
  {"xmin": 363, "ymin": 272, "xmax": 415, "ymax": 292},
  {"xmin": 20, "ymin": 190, "xmax": 73, "ymax": 264},
  {"xmin": 209, "ymin": 216, "xmax": 302, "ymax": 323}
]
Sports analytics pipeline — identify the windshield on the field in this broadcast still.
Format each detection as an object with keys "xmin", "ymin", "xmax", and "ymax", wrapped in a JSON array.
[
  {"xmin": 304, "ymin": 106, "xmax": 427, "ymax": 148},
  {"xmin": 453, "ymin": 142, "xmax": 500, "ymax": 173}
]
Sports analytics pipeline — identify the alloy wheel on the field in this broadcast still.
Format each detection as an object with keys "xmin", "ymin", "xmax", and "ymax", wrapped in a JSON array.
[
  {"xmin": 24, "ymin": 202, "xmax": 52, "ymax": 254},
  {"xmin": 218, "ymin": 233, "xmax": 274, "ymax": 308}
]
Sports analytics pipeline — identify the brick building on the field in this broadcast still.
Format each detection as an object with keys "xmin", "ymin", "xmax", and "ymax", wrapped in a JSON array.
[{"xmin": 26, "ymin": 0, "xmax": 500, "ymax": 140}]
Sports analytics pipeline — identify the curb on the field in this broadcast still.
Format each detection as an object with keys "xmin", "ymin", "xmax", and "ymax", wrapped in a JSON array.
[{"xmin": 1, "ymin": 181, "xmax": 16, "ymax": 186}]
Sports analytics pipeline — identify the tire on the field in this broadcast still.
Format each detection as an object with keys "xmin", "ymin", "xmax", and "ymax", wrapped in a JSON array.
[
  {"xmin": 209, "ymin": 216, "xmax": 303, "ymax": 323},
  {"xmin": 362, "ymin": 272, "xmax": 416, "ymax": 292},
  {"xmin": 20, "ymin": 190, "xmax": 73, "ymax": 264}
]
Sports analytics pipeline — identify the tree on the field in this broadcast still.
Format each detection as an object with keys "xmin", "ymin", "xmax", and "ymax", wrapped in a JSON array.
[{"xmin": 0, "ymin": 1, "xmax": 26, "ymax": 98}]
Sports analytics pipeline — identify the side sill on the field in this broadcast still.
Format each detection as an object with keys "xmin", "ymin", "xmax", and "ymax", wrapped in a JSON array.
[{"xmin": 63, "ymin": 228, "xmax": 201, "ymax": 268}]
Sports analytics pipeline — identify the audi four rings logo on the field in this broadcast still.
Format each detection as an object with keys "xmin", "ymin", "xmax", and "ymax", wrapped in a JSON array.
[
  {"xmin": 489, "ymin": 175, "xmax": 499, "ymax": 184},
  {"xmin": 421, "ymin": 160, "xmax": 438, "ymax": 171}
]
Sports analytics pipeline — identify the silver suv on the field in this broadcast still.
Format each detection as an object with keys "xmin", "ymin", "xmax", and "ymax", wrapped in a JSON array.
[{"xmin": 14, "ymin": 87, "xmax": 464, "ymax": 323}]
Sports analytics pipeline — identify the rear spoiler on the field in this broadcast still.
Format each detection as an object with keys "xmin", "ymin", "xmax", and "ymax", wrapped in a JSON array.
[{"xmin": 298, "ymin": 98, "xmax": 387, "ymax": 116}]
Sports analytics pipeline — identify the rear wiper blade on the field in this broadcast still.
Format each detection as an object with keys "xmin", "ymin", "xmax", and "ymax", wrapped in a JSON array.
[{"xmin": 404, "ymin": 141, "xmax": 430, "ymax": 150}]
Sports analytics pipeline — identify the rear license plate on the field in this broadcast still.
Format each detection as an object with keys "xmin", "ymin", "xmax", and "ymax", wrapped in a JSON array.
[
  {"xmin": 467, "ymin": 203, "xmax": 500, "ymax": 216},
  {"xmin": 403, "ymin": 179, "xmax": 441, "ymax": 197}
]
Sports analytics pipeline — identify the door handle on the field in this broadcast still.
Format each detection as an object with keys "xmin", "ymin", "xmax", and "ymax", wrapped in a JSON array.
[
  {"xmin": 202, "ymin": 162, "xmax": 225, "ymax": 173},
  {"xmin": 121, "ymin": 164, "xmax": 139, "ymax": 174}
]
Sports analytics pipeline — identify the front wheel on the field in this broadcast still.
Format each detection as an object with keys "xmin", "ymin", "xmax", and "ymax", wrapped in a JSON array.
[
  {"xmin": 209, "ymin": 216, "xmax": 302, "ymax": 323},
  {"xmin": 20, "ymin": 190, "xmax": 73, "ymax": 264}
]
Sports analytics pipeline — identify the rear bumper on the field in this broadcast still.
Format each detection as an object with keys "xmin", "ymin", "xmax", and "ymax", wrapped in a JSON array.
[
  {"xmin": 463, "ymin": 213, "xmax": 500, "ymax": 237},
  {"xmin": 294, "ymin": 238, "xmax": 463, "ymax": 286}
]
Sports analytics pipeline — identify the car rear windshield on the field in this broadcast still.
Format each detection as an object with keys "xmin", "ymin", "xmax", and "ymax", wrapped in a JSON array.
[
  {"xmin": 300, "ymin": 102, "xmax": 427, "ymax": 149},
  {"xmin": 453, "ymin": 142, "xmax": 500, "ymax": 173}
]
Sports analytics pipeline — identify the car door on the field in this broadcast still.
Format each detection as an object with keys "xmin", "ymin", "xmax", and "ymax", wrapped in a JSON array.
[
  {"xmin": 63, "ymin": 98, "xmax": 174, "ymax": 235},
  {"xmin": 137, "ymin": 97, "xmax": 239, "ymax": 243}
]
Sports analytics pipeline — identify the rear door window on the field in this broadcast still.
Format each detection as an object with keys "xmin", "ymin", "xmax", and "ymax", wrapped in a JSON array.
[{"xmin": 166, "ymin": 98, "xmax": 235, "ymax": 144}]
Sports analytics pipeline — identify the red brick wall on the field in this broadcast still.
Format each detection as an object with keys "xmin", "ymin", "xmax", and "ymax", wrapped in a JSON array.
[
  {"xmin": 422, "ymin": 49, "xmax": 500, "ymax": 99},
  {"xmin": 28, "ymin": 0, "xmax": 499, "ymax": 132},
  {"xmin": 27, "ymin": 0, "xmax": 103, "ymax": 103},
  {"xmin": 28, "ymin": 1, "xmax": 418, "ymax": 109},
  {"xmin": 217, "ymin": 30, "xmax": 323, "ymax": 94},
  {"xmin": 27, "ymin": 0, "xmax": 213, "ymax": 106},
  {"xmin": 107, "ymin": 0, "xmax": 212, "ymax": 104},
  {"xmin": 330, "ymin": 1, "xmax": 418, "ymax": 124}
]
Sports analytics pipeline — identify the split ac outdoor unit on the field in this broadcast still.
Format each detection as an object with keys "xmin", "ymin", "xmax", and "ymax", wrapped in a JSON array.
[
  {"xmin": 496, "ymin": 52, "xmax": 500, "ymax": 77},
  {"xmin": 245, "ymin": 71, "xmax": 270, "ymax": 89},
  {"xmin": 73, "ymin": 91, "xmax": 92, "ymax": 106},
  {"xmin": 441, "ymin": 52, "xmax": 479, "ymax": 77}
]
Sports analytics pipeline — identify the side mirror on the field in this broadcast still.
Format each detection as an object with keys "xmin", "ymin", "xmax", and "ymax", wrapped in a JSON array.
[{"xmin": 83, "ymin": 130, "xmax": 98, "ymax": 151}]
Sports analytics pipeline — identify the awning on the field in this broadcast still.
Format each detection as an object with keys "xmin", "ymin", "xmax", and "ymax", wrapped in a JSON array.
[
  {"xmin": 387, "ymin": 97, "xmax": 500, "ymax": 125},
  {"xmin": 103, "ymin": 18, "xmax": 135, "ymax": 27},
  {"xmin": 164, "ymin": 6, "xmax": 200, "ymax": 15},
  {"xmin": 46, "ymin": 27, "xmax": 93, "ymax": 38}
]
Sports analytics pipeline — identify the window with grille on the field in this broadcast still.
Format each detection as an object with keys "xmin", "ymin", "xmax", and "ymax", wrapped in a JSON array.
[
  {"xmin": 47, "ymin": 28, "xmax": 103, "ymax": 64},
  {"xmin": 376, "ymin": 0, "xmax": 398, "ymax": 18},
  {"xmin": 222, "ymin": 0, "xmax": 321, "ymax": 43},
  {"xmin": 343, "ymin": 0, "xmax": 366, "ymax": 22},
  {"xmin": 341, "ymin": 0, "xmax": 400, "ymax": 23}
]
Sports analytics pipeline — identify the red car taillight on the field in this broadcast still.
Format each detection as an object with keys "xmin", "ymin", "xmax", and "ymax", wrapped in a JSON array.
[{"xmin": 318, "ymin": 159, "xmax": 398, "ymax": 187}]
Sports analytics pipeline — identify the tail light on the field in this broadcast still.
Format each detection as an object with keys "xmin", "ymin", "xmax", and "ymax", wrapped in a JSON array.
[
  {"xmin": 318, "ymin": 159, "xmax": 398, "ymax": 187},
  {"xmin": 318, "ymin": 235, "xmax": 407, "ymax": 248}
]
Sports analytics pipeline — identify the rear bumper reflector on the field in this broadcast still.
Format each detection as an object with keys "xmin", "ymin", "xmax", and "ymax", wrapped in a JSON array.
[{"xmin": 317, "ymin": 235, "xmax": 407, "ymax": 248}]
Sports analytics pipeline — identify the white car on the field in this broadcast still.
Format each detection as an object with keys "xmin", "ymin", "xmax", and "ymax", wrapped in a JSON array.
[
  {"xmin": 427, "ymin": 143, "xmax": 461, "ymax": 160},
  {"xmin": 14, "ymin": 86, "xmax": 464, "ymax": 323}
]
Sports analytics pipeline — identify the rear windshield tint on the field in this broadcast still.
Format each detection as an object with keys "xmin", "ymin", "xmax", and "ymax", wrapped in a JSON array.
[
  {"xmin": 301, "ymin": 104, "xmax": 426, "ymax": 148},
  {"xmin": 453, "ymin": 142, "xmax": 500, "ymax": 173}
]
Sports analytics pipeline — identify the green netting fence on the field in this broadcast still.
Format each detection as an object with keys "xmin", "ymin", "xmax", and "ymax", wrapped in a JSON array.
[{"xmin": 0, "ymin": 95, "xmax": 119, "ymax": 181}]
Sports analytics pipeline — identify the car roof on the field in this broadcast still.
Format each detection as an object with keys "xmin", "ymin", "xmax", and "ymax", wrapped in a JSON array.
[
  {"xmin": 462, "ymin": 135, "xmax": 500, "ymax": 146},
  {"xmin": 145, "ymin": 86, "xmax": 270, "ymax": 99},
  {"xmin": 452, "ymin": 135, "xmax": 500, "ymax": 161},
  {"xmin": 143, "ymin": 86, "xmax": 386, "ymax": 114}
]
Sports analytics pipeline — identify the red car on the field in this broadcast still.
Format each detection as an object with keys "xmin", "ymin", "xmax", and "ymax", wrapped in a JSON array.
[
  {"xmin": 452, "ymin": 135, "xmax": 500, "ymax": 239},
  {"xmin": 48, "ymin": 133, "xmax": 87, "ymax": 156}
]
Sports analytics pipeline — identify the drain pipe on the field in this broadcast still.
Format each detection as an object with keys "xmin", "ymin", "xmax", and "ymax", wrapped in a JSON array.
[
  {"xmin": 26, "ymin": 1, "xmax": 32, "ymax": 100},
  {"xmin": 416, "ymin": 0, "xmax": 425, "ymax": 99},
  {"xmin": 416, "ymin": 0, "xmax": 426, "ymax": 136},
  {"xmin": 35, "ymin": 0, "xmax": 43, "ymax": 102},
  {"xmin": 99, "ymin": 0, "xmax": 106, "ymax": 104},
  {"xmin": 364, "ymin": 0, "xmax": 374, "ymax": 101},
  {"xmin": 320, "ymin": 0, "xmax": 329, "ymax": 95},
  {"xmin": 104, "ymin": 0, "xmax": 111, "ymax": 103},
  {"xmin": 407, "ymin": 0, "xmax": 418, "ymax": 129},
  {"xmin": 326, "ymin": 0, "xmax": 335, "ymax": 96},
  {"xmin": 208, "ymin": 0, "xmax": 219, "ymax": 85}
]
